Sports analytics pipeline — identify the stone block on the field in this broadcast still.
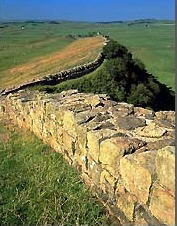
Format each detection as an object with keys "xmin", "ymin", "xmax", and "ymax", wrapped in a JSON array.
[
  {"xmin": 155, "ymin": 146, "xmax": 175, "ymax": 194},
  {"xmin": 84, "ymin": 95, "xmax": 102, "ymax": 107},
  {"xmin": 63, "ymin": 110, "xmax": 77, "ymax": 138},
  {"xmin": 99, "ymin": 137, "xmax": 145, "ymax": 176},
  {"xmin": 135, "ymin": 122, "xmax": 167, "ymax": 138},
  {"xmin": 100, "ymin": 170, "xmax": 117, "ymax": 194},
  {"xmin": 62, "ymin": 130, "xmax": 76, "ymax": 156},
  {"xmin": 115, "ymin": 116, "xmax": 146, "ymax": 130},
  {"xmin": 116, "ymin": 192, "xmax": 137, "ymax": 221},
  {"xmin": 149, "ymin": 183, "xmax": 175, "ymax": 225},
  {"xmin": 119, "ymin": 151, "xmax": 157, "ymax": 204},
  {"xmin": 87, "ymin": 129, "xmax": 118, "ymax": 162}
]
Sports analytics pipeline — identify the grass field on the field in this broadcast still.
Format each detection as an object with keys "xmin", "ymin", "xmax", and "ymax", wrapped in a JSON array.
[
  {"xmin": 104, "ymin": 24, "xmax": 175, "ymax": 90},
  {"xmin": 0, "ymin": 21, "xmax": 175, "ymax": 89},
  {"xmin": 0, "ymin": 120, "xmax": 111, "ymax": 225},
  {"xmin": 0, "ymin": 36, "xmax": 104, "ymax": 88}
]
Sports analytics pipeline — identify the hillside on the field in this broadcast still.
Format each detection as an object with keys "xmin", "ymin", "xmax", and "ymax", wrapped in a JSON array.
[
  {"xmin": 0, "ymin": 21, "xmax": 174, "ymax": 89},
  {"xmin": 0, "ymin": 36, "xmax": 104, "ymax": 89}
]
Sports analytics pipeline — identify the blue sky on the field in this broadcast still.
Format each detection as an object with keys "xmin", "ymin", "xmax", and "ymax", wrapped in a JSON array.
[{"xmin": 0, "ymin": 0, "xmax": 175, "ymax": 21}]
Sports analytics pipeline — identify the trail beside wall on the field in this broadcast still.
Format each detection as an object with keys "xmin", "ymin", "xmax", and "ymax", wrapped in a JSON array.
[{"xmin": 0, "ymin": 90, "xmax": 175, "ymax": 225}]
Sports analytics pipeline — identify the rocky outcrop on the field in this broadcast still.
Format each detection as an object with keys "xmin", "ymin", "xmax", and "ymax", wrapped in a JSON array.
[
  {"xmin": 0, "ymin": 90, "xmax": 175, "ymax": 225},
  {"xmin": 1, "ymin": 36, "xmax": 109, "ymax": 96}
]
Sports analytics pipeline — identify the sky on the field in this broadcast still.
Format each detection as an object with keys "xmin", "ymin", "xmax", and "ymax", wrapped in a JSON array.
[{"xmin": 0, "ymin": 0, "xmax": 175, "ymax": 21}]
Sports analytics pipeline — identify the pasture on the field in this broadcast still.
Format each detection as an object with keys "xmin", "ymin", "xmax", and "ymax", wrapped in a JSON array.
[{"xmin": 0, "ymin": 20, "xmax": 175, "ymax": 89}]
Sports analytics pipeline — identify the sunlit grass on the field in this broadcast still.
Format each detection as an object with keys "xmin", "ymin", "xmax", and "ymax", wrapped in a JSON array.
[{"xmin": 0, "ymin": 121, "xmax": 110, "ymax": 225}]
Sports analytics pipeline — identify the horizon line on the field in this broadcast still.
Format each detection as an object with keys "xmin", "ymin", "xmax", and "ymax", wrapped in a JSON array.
[{"xmin": 0, "ymin": 18, "xmax": 175, "ymax": 23}]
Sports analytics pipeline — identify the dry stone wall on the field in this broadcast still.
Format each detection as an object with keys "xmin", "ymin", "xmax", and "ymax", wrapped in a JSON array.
[
  {"xmin": 1, "ymin": 36, "xmax": 109, "ymax": 96},
  {"xmin": 0, "ymin": 90, "xmax": 175, "ymax": 225}
]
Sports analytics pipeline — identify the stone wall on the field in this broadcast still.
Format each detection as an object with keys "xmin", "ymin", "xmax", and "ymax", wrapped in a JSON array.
[
  {"xmin": 0, "ymin": 90, "xmax": 175, "ymax": 225},
  {"xmin": 1, "ymin": 36, "xmax": 109, "ymax": 96}
]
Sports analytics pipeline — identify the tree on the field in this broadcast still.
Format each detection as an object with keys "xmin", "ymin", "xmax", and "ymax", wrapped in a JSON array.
[
  {"xmin": 103, "ymin": 40, "xmax": 128, "ymax": 59},
  {"xmin": 105, "ymin": 58, "xmax": 128, "ymax": 80},
  {"xmin": 127, "ymin": 84, "xmax": 154, "ymax": 107},
  {"xmin": 133, "ymin": 58, "xmax": 146, "ymax": 71}
]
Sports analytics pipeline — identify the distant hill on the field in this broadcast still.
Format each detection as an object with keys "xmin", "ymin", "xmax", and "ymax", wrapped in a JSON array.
[
  {"xmin": 96, "ymin": 21, "xmax": 124, "ymax": 24},
  {"xmin": 0, "ymin": 19, "xmax": 174, "ymax": 25},
  {"xmin": 95, "ymin": 19, "xmax": 174, "ymax": 25}
]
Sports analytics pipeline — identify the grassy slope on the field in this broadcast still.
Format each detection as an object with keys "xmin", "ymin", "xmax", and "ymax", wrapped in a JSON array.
[
  {"xmin": 105, "ymin": 24, "xmax": 175, "ymax": 90},
  {"xmin": 0, "ymin": 36, "xmax": 104, "ymax": 88},
  {"xmin": 35, "ymin": 63, "xmax": 106, "ymax": 93},
  {"xmin": 0, "ymin": 21, "xmax": 174, "ymax": 89},
  {"xmin": 0, "ymin": 120, "xmax": 110, "ymax": 225},
  {"xmin": 68, "ymin": 22, "xmax": 174, "ymax": 89},
  {"xmin": 0, "ymin": 22, "xmax": 78, "ymax": 72}
]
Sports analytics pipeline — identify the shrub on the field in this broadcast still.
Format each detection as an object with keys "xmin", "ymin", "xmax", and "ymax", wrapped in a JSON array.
[
  {"xmin": 133, "ymin": 58, "xmax": 146, "ymax": 71},
  {"xmin": 127, "ymin": 84, "xmax": 154, "ymax": 107},
  {"xmin": 103, "ymin": 40, "xmax": 128, "ymax": 59}
]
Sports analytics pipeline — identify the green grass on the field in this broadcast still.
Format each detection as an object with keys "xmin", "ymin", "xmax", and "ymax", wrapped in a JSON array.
[
  {"xmin": 0, "ymin": 21, "xmax": 174, "ymax": 89},
  {"xmin": 32, "ymin": 62, "xmax": 105, "ymax": 94},
  {"xmin": 0, "ymin": 36, "xmax": 104, "ymax": 88},
  {"xmin": 108, "ymin": 24, "xmax": 175, "ymax": 90},
  {"xmin": 0, "ymin": 31, "xmax": 74, "ymax": 72},
  {"xmin": 0, "ymin": 121, "xmax": 110, "ymax": 225}
]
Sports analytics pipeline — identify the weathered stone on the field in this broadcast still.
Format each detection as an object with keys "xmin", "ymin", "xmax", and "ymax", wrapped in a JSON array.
[
  {"xmin": 75, "ymin": 111, "xmax": 96, "ymax": 125},
  {"xmin": 81, "ymin": 172, "xmax": 93, "ymax": 188},
  {"xmin": 116, "ymin": 102, "xmax": 134, "ymax": 111},
  {"xmin": 63, "ymin": 110, "xmax": 77, "ymax": 138},
  {"xmin": 119, "ymin": 151, "xmax": 157, "ymax": 204},
  {"xmin": 95, "ymin": 120, "xmax": 115, "ymax": 130},
  {"xmin": 87, "ymin": 129, "xmax": 119, "ymax": 162},
  {"xmin": 115, "ymin": 116, "xmax": 146, "ymax": 130},
  {"xmin": 154, "ymin": 118, "xmax": 175, "ymax": 129},
  {"xmin": 134, "ymin": 107, "xmax": 155, "ymax": 119},
  {"xmin": 84, "ymin": 121, "xmax": 103, "ymax": 131},
  {"xmin": 62, "ymin": 130, "xmax": 76, "ymax": 156},
  {"xmin": 135, "ymin": 122, "xmax": 167, "ymax": 138},
  {"xmin": 48, "ymin": 136, "xmax": 61, "ymax": 153},
  {"xmin": 116, "ymin": 192, "xmax": 137, "ymax": 221},
  {"xmin": 149, "ymin": 183, "xmax": 175, "ymax": 225},
  {"xmin": 0, "ymin": 90, "xmax": 175, "ymax": 226},
  {"xmin": 147, "ymin": 139, "xmax": 175, "ymax": 151},
  {"xmin": 87, "ymin": 130, "xmax": 101, "ymax": 162},
  {"xmin": 166, "ymin": 130, "xmax": 175, "ymax": 139},
  {"xmin": 100, "ymin": 170, "xmax": 117, "ymax": 194},
  {"xmin": 60, "ymin": 89, "xmax": 79, "ymax": 97},
  {"xmin": 67, "ymin": 103, "xmax": 91, "ymax": 113},
  {"xmin": 84, "ymin": 95, "xmax": 103, "ymax": 107},
  {"xmin": 99, "ymin": 137, "xmax": 145, "ymax": 176},
  {"xmin": 88, "ymin": 160, "xmax": 102, "ymax": 185},
  {"xmin": 75, "ymin": 125, "xmax": 87, "ymax": 155},
  {"xmin": 134, "ymin": 212, "xmax": 149, "ymax": 226},
  {"xmin": 155, "ymin": 111, "xmax": 175, "ymax": 124},
  {"xmin": 155, "ymin": 146, "xmax": 175, "ymax": 193},
  {"xmin": 0, "ymin": 105, "xmax": 6, "ymax": 115},
  {"xmin": 91, "ymin": 112, "xmax": 111, "ymax": 123}
]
